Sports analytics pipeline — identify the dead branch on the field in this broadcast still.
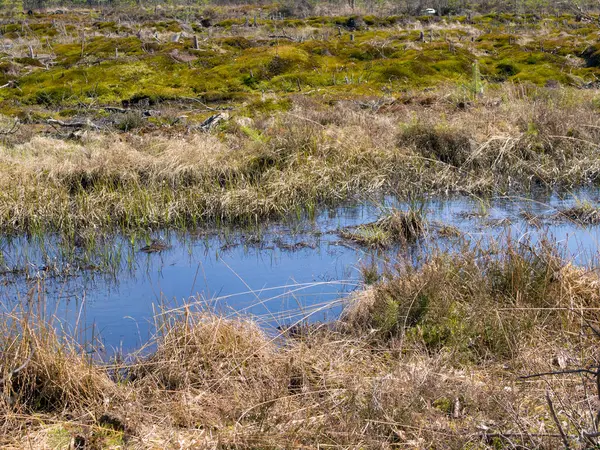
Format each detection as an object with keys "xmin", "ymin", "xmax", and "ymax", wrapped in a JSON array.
[
  {"xmin": 0, "ymin": 81, "xmax": 16, "ymax": 89},
  {"xmin": 179, "ymin": 97, "xmax": 235, "ymax": 112},
  {"xmin": 268, "ymin": 34, "xmax": 297, "ymax": 41},
  {"xmin": 546, "ymin": 390, "xmax": 571, "ymax": 449},
  {"xmin": 102, "ymin": 106, "xmax": 128, "ymax": 114},
  {"xmin": 564, "ymin": 1, "xmax": 598, "ymax": 23},
  {"xmin": 47, "ymin": 118, "xmax": 102, "ymax": 131},
  {"xmin": 521, "ymin": 368, "xmax": 598, "ymax": 379},
  {"xmin": 200, "ymin": 112, "xmax": 229, "ymax": 131},
  {"xmin": 0, "ymin": 119, "xmax": 19, "ymax": 135}
]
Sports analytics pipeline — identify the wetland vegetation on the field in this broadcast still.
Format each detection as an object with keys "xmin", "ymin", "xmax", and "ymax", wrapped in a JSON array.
[{"xmin": 4, "ymin": 0, "xmax": 600, "ymax": 448}]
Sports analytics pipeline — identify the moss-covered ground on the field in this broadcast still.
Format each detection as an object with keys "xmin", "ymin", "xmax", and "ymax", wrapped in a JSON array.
[{"xmin": 1, "ymin": 8, "xmax": 599, "ymax": 125}]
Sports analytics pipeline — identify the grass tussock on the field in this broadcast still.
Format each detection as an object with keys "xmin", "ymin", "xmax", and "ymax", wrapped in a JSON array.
[
  {"xmin": 3, "ymin": 237, "xmax": 600, "ymax": 448},
  {"xmin": 555, "ymin": 200, "xmax": 600, "ymax": 225},
  {"xmin": 0, "ymin": 314, "xmax": 122, "ymax": 446},
  {"xmin": 342, "ymin": 236, "xmax": 598, "ymax": 362},
  {"xmin": 340, "ymin": 207, "xmax": 426, "ymax": 247}
]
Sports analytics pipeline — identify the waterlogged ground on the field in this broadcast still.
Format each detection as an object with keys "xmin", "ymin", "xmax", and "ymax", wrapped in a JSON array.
[{"xmin": 2, "ymin": 189, "xmax": 600, "ymax": 353}]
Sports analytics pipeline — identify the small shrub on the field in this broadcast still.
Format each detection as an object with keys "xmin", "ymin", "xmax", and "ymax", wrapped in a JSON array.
[
  {"xmin": 400, "ymin": 124, "xmax": 473, "ymax": 167},
  {"xmin": 114, "ymin": 111, "xmax": 144, "ymax": 131}
]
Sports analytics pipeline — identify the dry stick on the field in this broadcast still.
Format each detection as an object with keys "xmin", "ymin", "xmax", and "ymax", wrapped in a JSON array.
[
  {"xmin": 521, "ymin": 368, "xmax": 598, "ymax": 379},
  {"xmin": 578, "ymin": 318, "xmax": 600, "ymax": 436},
  {"xmin": 0, "ymin": 343, "xmax": 35, "ymax": 386},
  {"xmin": 0, "ymin": 120, "xmax": 18, "ymax": 135},
  {"xmin": 46, "ymin": 118, "xmax": 101, "ymax": 131},
  {"xmin": 595, "ymin": 362, "xmax": 600, "ymax": 433},
  {"xmin": 80, "ymin": 32, "xmax": 85, "ymax": 58},
  {"xmin": 179, "ymin": 96, "xmax": 233, "ymax": 112},
  {"xmin": 552, "ymin": 379, "xmax": 591, "ymax": 444},
  {"xmin": 546, "ymin": 390, "xmax": 571, "ymax": 449},
  {"xmin": 549, "ymin": 134, "xmax": 600, "ymax": 149}
]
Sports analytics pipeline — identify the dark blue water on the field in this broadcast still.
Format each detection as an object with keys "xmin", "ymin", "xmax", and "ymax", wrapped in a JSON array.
[{"xmin": 1, "ymin": 190, "xmax": 600, "ymax": 353}]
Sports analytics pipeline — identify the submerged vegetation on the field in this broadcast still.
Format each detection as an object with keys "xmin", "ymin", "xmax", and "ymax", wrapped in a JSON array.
[
  {"xmin": 340, "ymin": 206, "xmax": 426, "ymax": 247},
  {"xmin": 556, "ymin": 200, "xmax": 600, "ymax": 225}
]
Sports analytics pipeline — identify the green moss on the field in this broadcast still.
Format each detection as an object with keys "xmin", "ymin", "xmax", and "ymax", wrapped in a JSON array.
[
  {"xmin": 0, "ymin": 13, "xmax": 597, "ymax": 116},
  {"xmin": 48, "ymin": 425, "xmax": 71, "ymax": 449},
  {"xmin": 494, "ymin": 61, "xmax": 521, "ymax": 81},
  {"xmin": 58, "ymin": 108, "xmax": 80, "ymax": 118},
  {"xmin": 29, "ymin": 22, "xmax": 58, "ymax": 37},
  {"xmin": 476, "ymin": 33, "xmax": 514, "ymax": 49},
  {"xmin": 93, "ymin": 21, "xmax": 119, "ymax": 32},
  {"xmin": 512, "ymin": 64, "xmax": 569, "ymax": 85},
  {"xmin": 145, "ymin": 20, "xmax": 182, "ymax": 32},
  {"xmin": 215, "ymin": 36, "xmax": 253, "ymax": 49},
  {"xmin": 433, "ymin": 397, "xmax": 454, "ymax": 415},
  {"xmin": 34, "ymin": 87, "xmax": 75, "ymax": 107},
  {"xmin": 54, "ymin": 37, "xmax": 143, "ymax": 66},
  {"xmin": 0, "ymin": 61, "xmax": 16, "ymax": 74},
  {"xmin": 246, "ymin": 98, "xmax": 292, "ymax": 114}
]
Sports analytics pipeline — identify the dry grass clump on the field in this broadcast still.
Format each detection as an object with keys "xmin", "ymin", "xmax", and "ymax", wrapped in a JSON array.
[
  {"xmin": 343, "ymin": 236, "xmax": 598, "ymax": 363},
  {"xmin": 340, "ymin": 207, "xmax": 426, "ymax": 247},
  {"xmin": 555, "ymin": 200, "xmax": 600, "ymax": 225},
  {"xmin": 0, "ymin": 313, "xmax": 122, "ymax": 447},
  {"xmin": 400, "ymin": 124, "xmax": 475, "ymax": 168},
  {"xmin": 133, "ymin": 312, "xmax": 287, "ymax": 428},
  {"xmin": 4, "ymin": 237, "xmax": 600, "ymax": 448}
]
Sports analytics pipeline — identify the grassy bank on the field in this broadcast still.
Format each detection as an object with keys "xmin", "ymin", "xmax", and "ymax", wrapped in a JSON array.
[
  {"xmin": 1, "ymin": 235, "xmax": 599, "ymax": 448},
  {"xmin": 2, "ymin": 84, "xmax": 600, "ymax": 235}
]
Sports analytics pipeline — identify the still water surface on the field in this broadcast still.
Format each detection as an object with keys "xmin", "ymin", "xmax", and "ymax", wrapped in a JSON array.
[{"xmin": 2, "ymin": 190, "xmax": 600, "ymax": 353}]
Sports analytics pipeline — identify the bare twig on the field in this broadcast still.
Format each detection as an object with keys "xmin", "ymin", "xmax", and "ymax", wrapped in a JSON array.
[
  {"xmin": 199, "ymin": 113, "xmax": 229, "ymax": 131},
  {"xmin": 0, "ymin": 344, "xmax": 35, "ymax": 386},
  {"xmin": 0, "ymin": 119, "xmax": 19, "ymax": 135},
  {"xmin": 521, "ymin": 368, "xmax": 598, "ymax": 379},
  {"xmin": 179, "ymin": 97, "xmax": 234, "ymax": 111},
  {"xmin": 546, "ymin": 390, "xmax": 571, "ymax": 449}
]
